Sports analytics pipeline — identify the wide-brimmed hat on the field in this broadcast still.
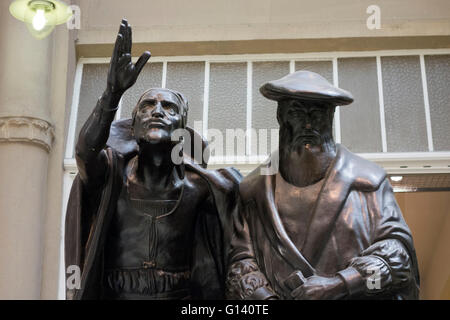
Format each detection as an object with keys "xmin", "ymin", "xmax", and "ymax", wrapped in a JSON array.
[{"xmin": 260, "ymin": 70, "xmax": 354, "ymax": 106}]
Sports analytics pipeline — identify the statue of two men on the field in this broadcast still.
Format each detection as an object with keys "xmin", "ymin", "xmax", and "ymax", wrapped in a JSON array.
[{"xmin": 65, "ymin": 20, "xmax": 419, "ymax": 300}]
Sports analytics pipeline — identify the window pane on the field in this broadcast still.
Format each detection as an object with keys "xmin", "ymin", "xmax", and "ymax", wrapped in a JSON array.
[
  {"xmin": 208, "ymin": 63, "xmax": 247, "ymax": 158},
  {"xmin": 338, "ymin": 57, "xmax": 382, "ymax": 152},
  {"xmin": 295, "ymin": 60, "xmax": 333, "ymax": 82},
  {"xmin": 382, "ymin": 56, "xmax": 428, "ymax": 152},
  {"xmin": 119, "ymin": 62, "xmax": 163, "ymax": 119},
  {"xmin": 166, "ymin": 62, "xmax": 205, "ymax": 129},
  {"xmin": 76, "ymin": 63, "xmax": 108, "ymax": 153},
  {"xmin": 252, "ymin": 61, "xmax": 289, "ymax": 156},
  {"xmin": 425, "ymin": 55, "xmax": 450, "ymax": 151}
]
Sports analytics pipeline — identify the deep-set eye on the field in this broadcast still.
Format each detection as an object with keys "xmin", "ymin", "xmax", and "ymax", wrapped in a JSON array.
[
  {"xmin": 290, "ymin": 109, "xmax": 306, "ymax": 117},
  {"xmin": 163, "ymin": 103, "xmax": 178, "ymax": 115},
  {"xmin": 139, "ymin": 99, "xmax": 156, "ymax": 110},
  {"xmin": 139, "ymin": 103, "xmax": 149, "ymax": 111},
  {"xmin": 311, "ymin": 110, "xmax": 324, "ymax": 119}
]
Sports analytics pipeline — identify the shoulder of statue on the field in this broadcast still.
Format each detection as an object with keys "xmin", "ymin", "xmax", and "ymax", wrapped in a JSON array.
[
  {"xmin": 185, "ymin": 162, "xmax": 243, "ymax": 193},
  {"xmin": 338, "ymin": 145, "xmax": 387, "ymax": 192},
  {"xmin": 183, "ymin": 170, "xmax": 210, "ymax": 194},
  {"xmin": 104, "ymin": 146, "xmax": 126, "ymax": 170},
  {"xmin": 239, "ymin": 164, "xmax": 269, "ymax": 202}
]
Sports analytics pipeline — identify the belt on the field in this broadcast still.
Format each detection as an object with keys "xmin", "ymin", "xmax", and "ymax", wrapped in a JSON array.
[{"xmin": 104, "ymin": 267, "xmax": 191, "ymax": 299}]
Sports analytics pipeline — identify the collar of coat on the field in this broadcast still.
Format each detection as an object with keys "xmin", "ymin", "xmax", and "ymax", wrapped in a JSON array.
[{"xmin": 239, "ymin": 144, "xmax": 387, "ymax": 273}]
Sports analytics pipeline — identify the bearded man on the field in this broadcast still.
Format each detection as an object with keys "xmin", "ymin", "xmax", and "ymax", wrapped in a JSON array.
[{"xmin": 226, "ymin": 71, "xmax": 420, "ymax": 300}]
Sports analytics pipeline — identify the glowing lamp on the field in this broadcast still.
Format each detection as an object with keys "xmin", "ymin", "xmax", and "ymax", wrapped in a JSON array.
[{"xmin": 9, "ymin": 0, "xmax": 73, "ymax": 39}]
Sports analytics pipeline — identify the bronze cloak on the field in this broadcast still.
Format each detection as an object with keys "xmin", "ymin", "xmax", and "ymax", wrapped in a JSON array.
[
  {"xmin": 65, "ymin": 120, "xmax": 242, "ymax": 300},
  {"xmin": 227, "ymin": 145, "xmax": 420, "ymax": 300}
]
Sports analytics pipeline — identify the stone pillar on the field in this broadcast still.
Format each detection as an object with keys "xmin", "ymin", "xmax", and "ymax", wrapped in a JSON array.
[{"xmin": 0, "ymin": 2, "xmax": 55, "ymax": 299}]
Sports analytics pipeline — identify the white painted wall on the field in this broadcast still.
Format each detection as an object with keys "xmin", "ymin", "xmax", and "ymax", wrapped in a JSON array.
[{"xmin": 74, "ymin": 0, "xmax": 450, "ymax": 44}]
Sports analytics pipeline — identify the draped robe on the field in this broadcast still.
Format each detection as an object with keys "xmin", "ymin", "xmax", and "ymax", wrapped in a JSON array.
[
  {"xmin": 65, "ymin": 120, "xmax": 242, "ymax": 299},
  {"xmin": 227, "ymin": 145, "xmax": 419, "ymax": 300}
]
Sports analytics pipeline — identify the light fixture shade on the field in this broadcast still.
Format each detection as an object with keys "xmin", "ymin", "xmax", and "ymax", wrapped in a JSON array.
[{"xmin": 9, "ymin": 0, "xmax": 73, "ymax": 26}]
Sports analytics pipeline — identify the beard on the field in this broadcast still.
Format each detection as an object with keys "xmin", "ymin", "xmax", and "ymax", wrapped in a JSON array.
[
  {"xmin": 279, "ymin": 124, "xmax": 336, "ymax": 187},
  {"xmin": 280, "ymin": 125, "xmax": 334, "ymax": 156}
]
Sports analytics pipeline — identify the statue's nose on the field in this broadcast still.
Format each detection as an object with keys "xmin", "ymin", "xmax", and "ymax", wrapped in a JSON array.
[
  {"xmin": 151, "ymin": 102, "xmax": 164, "ymax": 118},
  {"xmin": 305, "ymin": 123, "xmax": 312, "ymax": 130}
]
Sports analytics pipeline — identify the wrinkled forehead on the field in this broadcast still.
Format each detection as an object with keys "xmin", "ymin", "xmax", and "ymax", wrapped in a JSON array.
[{"xmin": 138, "ymin": 88, "xmax": 184, "ymax": 107}]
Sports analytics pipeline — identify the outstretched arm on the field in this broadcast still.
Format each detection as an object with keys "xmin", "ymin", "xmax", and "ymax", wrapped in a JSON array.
[{"xmin": 75, "ymin": 19, "xmax": 150, "ymax": 188}]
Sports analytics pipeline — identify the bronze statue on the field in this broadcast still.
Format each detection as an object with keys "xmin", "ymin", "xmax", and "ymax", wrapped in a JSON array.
[
  {"xmin": 226, "ymin": 71, "xmax": 420, "ymax": 300},
  {"xmin": 65, "ymin": 19, "xmax": 241, "ymax": 300}
]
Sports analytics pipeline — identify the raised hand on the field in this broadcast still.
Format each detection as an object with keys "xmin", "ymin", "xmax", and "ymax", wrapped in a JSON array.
[{"xmin": 107, "ymin": 19, "xmax": 151, "ymax": 96}]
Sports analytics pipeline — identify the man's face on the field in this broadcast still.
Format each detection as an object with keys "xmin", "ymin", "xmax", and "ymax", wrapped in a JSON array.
[
  {"xmin": 278, "ymin": 100, "xmax": 334, "ymax": 150},
  {"xmin": 133, "ymin": 89, "xmax": 184, "ymax": 145}
]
